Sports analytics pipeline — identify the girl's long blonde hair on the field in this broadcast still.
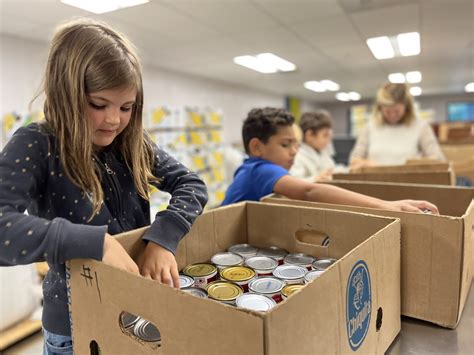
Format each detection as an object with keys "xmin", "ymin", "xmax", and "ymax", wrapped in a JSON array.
[
  {"xmin": 41, "ymin": 18, "xmax": 158, "ymax": 217},
  {"xmin": 372, "ymin": 83, "xmax": 416, "ymax": 125}
]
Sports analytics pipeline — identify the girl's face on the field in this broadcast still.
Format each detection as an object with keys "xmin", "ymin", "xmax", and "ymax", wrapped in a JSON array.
[
  {"xmin": 381, "ymin": 103, "xmax": 406, "ymax": 124},
  {"xmin": 86, "ymin": 86, "xmax": 137, "ymax": 149}
]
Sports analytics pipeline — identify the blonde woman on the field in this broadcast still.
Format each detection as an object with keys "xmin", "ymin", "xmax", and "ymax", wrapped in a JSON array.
[
  {"xmin": 0, "ymin": 18, "xmax": 207, "ymax": 353},
  {"xmin": 350, "ymin": 83, "xmax": 445, "ymax": 168}
]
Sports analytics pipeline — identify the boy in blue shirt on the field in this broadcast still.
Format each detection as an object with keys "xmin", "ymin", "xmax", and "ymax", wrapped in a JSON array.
[{"xmin": 222, "ymin": 107, "xmax": 439, "ymax": 214}]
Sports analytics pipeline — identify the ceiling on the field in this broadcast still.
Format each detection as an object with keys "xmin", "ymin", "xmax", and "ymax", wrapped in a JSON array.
[{"xmin": 1, "ymin": 0, "xmax": 473, "ymax": 103}]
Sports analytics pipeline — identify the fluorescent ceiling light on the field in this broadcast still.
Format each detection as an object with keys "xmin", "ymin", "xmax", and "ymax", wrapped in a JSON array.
[
  {"xmin": 233, "ymin": 53, "xmax": 296, "ymax": 74},
  {"xmin": 397, "ymin": 32, "xmax": 420, "ymax": 56},
  {"xmin": 336, "ymin": 93, "xmax": 350, "ymax": 101},
  {"xmin": 406, "ymin": 71, "xmax": 422, "ymax": 83},
  {"xmin": 388, "ymin": 73, "xmax": 406, "ymax": 83},
  {"xmin": 321, "ymin": 80, "xmax": 340, "ymax": 91},
  {"xmin": 348, "ymin": 92, "xmax": 361, "ymax": 101},
  {"xmin": 233, "ymin": 56, "xmax": 277, "ymax": 74},
  {"xmin": 304, "ymin": 81, "xmax": 326, "ymax": 92},
  {"xmin": 257, "ymin": 53, "xmax": 296, "ymax": 72},
  {"xmin": 61, "ymin": 0, "xmax": 149, "ymax": 14},
  {"xmin": 410, "ymin": 86, "xmax": 422, "ymax": 96},
  {"xmin": 465, "ymin": 82, "xmax": 474, "ymax": 92},
  {"xmin": 366, "ymin": 36, "xmax": 395, "ymax": 60}
]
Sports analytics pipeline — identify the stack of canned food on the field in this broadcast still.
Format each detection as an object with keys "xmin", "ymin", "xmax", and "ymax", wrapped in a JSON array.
[{"xmin": 180, "ymin": 243, "xmax": 338, "ymax": 312}]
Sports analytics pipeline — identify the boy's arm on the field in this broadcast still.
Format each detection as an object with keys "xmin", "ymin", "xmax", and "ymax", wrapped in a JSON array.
[{"xmin": 273, "ymin": 175, "xmax": 439, "ymax": 213}]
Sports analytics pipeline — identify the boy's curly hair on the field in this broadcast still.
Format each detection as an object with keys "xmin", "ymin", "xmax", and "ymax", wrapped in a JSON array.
[{"xmin": 242, "ymin": 107, "xmax": 295, "ymax": 154}]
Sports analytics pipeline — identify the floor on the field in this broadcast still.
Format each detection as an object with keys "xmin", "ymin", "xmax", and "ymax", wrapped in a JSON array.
[{"xmin": 4, "ymin": 287, "xmax": 474, "ymax": 354}]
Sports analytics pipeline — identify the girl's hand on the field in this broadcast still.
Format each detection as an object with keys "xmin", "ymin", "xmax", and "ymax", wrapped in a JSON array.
[
  {"xmin": 384, "ymin": 200, "xmax": 439, "ymax": 214},
  {"xmin": 102, "ymin": 233, "xmax": 140, "ymax": 275},
  {"xmin": 138, "ymin": 242, "xmax": 180, "ymax": 288}
]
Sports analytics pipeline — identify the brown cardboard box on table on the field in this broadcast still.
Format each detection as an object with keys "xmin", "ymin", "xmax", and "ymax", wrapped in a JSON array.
[
  {"xmin": 262, "ymin": 181, "xmax": 474, "ymax": 328},
  {"xmin": 334, "ymin": 162, "xmax": 455, "ymax": 185},
  {"xmin": 68, "ymin": 202, "xmax": 401, "ymax": 355}
]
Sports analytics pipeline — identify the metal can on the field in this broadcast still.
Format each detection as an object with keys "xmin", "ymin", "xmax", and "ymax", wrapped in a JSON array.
[
  {"xmin": 312, "ymin": 258, "xmax": 337, "ymax": 271},
  {"xmin": 120, "ymin": 312, "xmax": 141, "ymax": 331},
  {"xmin": 179, "ymin": 274, "xmax": 195, "ymax": 289},
  {"xmin": 257, "ymin": 246, "xmax": 288, "ymax": 265},
  {"xmin": 228, "ymin": 243, "xmax": 259, "ymax": 259},
  {"xmin": 304, "ymin": 269, "xmax": 325, "ymax": 283},
  {"xmin": 248, "ymin": 276, "xmax": 285, "ymax": 303},
  {"xmin": 273, "ymin": 264, "xmax": 307, "ymax": 284},
  {"xmin": 207, "ymin": 280, "xmax": 243, "ymax": 305},
  {"xmin": 283, "ymin": 253, "xmax": 315, "ymax": 270},
  {"xmin": 281, "ymin": 284, "xmax": 304, "ymax": 300},
  {"xmin": 219, "ymin": 266, "xmax": 256, "ymax": 292},
  {"xmin": 211, "ymin": 252, "xmax": 244, "ymax": 270},
  {"xmin": 182, "ymin": 287, "xmax": 208, "ymax": 299},
  {"xmin": 236, "ymin": 293, "xmax": 276, "ymax": 312},
  {"xmin": 245, "ymin": 256, "xmax": 278, "ymax": 276},
  {"xmin": 133, "ymin": 318, "xmax": 161, "ymax": 345},
  {"xmin": 182, "ymin": 263, "xmax": 218, "ymax": 289}
]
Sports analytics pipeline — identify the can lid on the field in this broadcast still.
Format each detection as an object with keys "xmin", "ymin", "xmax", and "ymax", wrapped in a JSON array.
[
  {"xmin": 182, "ymin": 287, "xmax": 208, "ymax": 298},
  {"xmin": 228, "ymin": 243, "xmax": 258, "ymax": 256},
  {"xmin": 284, "ymin": 253, "xmax": 315, "ymax": 266},
  {"xmin": 211, "ymin": 252, "xmax": 243, "ymax": 267},
  {"xmin": 273, "ymin": 265, "xmax": 307, "ymax": 280},
  {"xmin": 207, "ymin": 281, "xmax": 243, "ymax": 301},
  {"xmin": 257, "ymin": 246, "xmax": 288, "ymax": 260},
  {"xmin": 236, "ymin": 294, "xmax": 276, "ymax": 312},
  {"xmin": 312, "ymin": 258, "xmax": 337, "ymax": 270},
  {"xmin": 133, "ymin": 319, "xmax": 161, "ymax": 342},
  {"xmin": 120, "ymin": 312, "xmax": 140, "ymax": 329},
  {"xmin": 304, "ymin": 269, "xmax": 324, "ymax": 283},
  {"xmin": 220, "ymin": 266, "xmax": 256, "ymax": 282},
  {"xmin": 249, "ymin": 276, "xmax": 285, "ymax": 294},
  {"xmin": 179, "ymin": 274, "xmax": 195, "ymax": 289},
  {"xmin": 282, "ymin": 284, "xmax": 304, "ymax": 298},
  {"xmin": 182, "ymin": 263, "xmax": 217, "ymax": 277},
  {"xmin": 245, "ymin": 256, "xmax": 278, "ymax": 271}
]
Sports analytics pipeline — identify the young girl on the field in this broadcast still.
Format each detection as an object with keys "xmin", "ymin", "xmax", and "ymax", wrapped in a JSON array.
[{"xmin": 0, "ymin": 18, "xmax": 208, "ymax": 354}]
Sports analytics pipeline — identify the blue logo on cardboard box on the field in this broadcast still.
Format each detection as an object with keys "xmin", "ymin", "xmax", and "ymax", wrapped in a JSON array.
[{"xmin": 346, "ymin": 260, "xmax": 372, "ymax": 351}]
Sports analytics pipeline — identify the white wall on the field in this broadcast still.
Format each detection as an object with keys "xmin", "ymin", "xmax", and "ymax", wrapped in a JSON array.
[{"xmin": 1, "ymin": 34, "xmax": 320, "ymax": 144}]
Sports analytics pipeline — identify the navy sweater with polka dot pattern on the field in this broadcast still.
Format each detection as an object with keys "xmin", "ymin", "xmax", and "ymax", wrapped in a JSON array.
[{"xmin": 0, "ymin": 123, "xmax": 208, "ymax": 336}]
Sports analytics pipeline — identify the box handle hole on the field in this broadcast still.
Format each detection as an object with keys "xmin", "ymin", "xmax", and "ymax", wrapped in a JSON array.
[
  {"xmin": 119, "ymin": 311, "xmax": 161, "ymax": 349},
  {"xmin": 295, "ymin": 228, "xmax": 330, "ymax": 247},
  {"xmin": 90, "ymin": 340, "xmax": 101, "ymax": 355},
  {"xmin": 376, "ymin": 307, "xmax": 383, "ymax": 332}
]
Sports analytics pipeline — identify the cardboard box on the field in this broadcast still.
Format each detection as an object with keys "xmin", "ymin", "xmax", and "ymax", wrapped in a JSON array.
[
  {"xmin": 69, "ymin": 202, "xmax": 401, "ymax": 355},
  {"xmin": 441, "ymin": 143, "xmax": 474, "ymax": 163},
  {"xmin": 333, "ymin": 170, "xmax": 455, "ymax": 185},
  {"xmin": 351, "ymin": 162, "xmax": 450, "ymax": 174},
  {"xmin": 262, "ymin": 181, "xmax": 474, "ymax": 328}
]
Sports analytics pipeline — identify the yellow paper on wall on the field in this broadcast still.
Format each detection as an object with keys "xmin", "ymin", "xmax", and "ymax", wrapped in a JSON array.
[
  {"xmin": 209, "ymin": 112, "xmax": 221, "ymax": 125},
  {"xmin": 189, "ymin": 112, "xmax": 203, "ymax": 126},
  {"xmin": 210, "ymin": 130, "xmax": 222, "ymax": 143},
  {"xmin": 212, "ymin": 168, "xmax": 224, "ymax": 182},
  {"xmin": 152, "ymin": 107, "xmax": 167, "ymax": 125},
  {"xmin": 190, "ymin": 132, "xmax": 203, "ymax": 145},
  {"xmin": 213, "ymin": 152, "xmax": 224, "ymax": 165},
  {"xmin": 192, "ymin": 156, "xmax": 205, "ymax": 170},
  {"xmin": 215, "ymin": 190, "xmax": 225, "ymax": 202}
]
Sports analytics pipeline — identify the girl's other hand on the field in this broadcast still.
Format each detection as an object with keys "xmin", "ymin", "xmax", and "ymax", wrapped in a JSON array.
[
  {"xmin": 102, "ymin": 233, "xmax": 140, "ymax": 275},
  {"xmin": 138, "ymin": 242, "xmax": 180, "ymax": 288}
]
